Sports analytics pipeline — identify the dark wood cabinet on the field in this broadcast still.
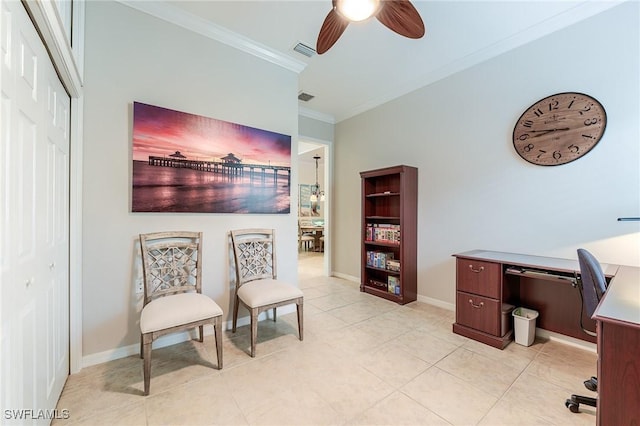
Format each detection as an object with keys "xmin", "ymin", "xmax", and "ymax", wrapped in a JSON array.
[
  {"xmin": 453, "ymin": 256, "xmax": 511, "ymax": 349},
  {"xmin": 452, "ymin": 250, "xmax": 606, "ymax": 349},
  {"xmin": 592, "ymin": 266, "xmax": 640, "ymax": 425},
  {"xmin": 360, "ymin": 165, "xmax": 417, "ymax": 305}
]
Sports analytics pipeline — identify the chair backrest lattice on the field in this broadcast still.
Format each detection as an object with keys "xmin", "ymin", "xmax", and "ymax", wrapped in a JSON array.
[
  {"xmin": 230, "ymin": 229, "xmax": 277, "ymax": 287},
  {"xmin": 139, "ymin": 231, "xmax": 203, "ymax": 306}
]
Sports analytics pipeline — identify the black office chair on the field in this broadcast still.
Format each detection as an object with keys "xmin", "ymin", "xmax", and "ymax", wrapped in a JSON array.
[{"xmin": 565, "ymin": 248, "xmax": 607, "ymax": 413}]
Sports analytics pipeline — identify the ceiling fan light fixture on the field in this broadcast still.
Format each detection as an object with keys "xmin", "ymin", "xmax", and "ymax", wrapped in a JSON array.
[{"xmin": 335, "ymin": 0, "xmax": 380, "ymax": 22}]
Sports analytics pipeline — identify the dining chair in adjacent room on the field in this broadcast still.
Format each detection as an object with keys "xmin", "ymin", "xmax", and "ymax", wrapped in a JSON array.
[
  {"xmin": 229, "ymin": 228, "xmax": 304, "ymax": 357},
  {"xmin": 139, "ymin": 231, "xmax": 223, "ymax": 395},
  {"xmin": 298, "ymin": 221, "xmax": 314, "ymax": 251}
]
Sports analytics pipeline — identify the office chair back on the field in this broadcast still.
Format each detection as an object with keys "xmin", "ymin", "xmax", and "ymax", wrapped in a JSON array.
[
  {"xmin": 577, "ymin": 248, "xmax": 607, "ymax": 316},
  {"xmin": 566, "ymin": 248, "xmax": 607, "ymax": 413}
]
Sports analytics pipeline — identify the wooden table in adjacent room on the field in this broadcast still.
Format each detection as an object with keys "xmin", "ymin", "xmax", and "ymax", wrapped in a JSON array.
[{"xmin": 300, "ymin": 225, "xmax": 324, "ymax": 252}]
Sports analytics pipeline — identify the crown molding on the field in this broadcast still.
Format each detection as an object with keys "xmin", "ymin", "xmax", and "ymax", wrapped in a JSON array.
[
  {"xmin": 298, "ymin": 106, "xmax": 336, "ymax": 124},
  {"xmin": 117, "ymin": 1, "xmax": 307, "ymax": 74}
]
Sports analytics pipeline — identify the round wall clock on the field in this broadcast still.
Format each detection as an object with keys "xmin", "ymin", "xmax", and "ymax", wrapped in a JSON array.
[{"xmin": 512, "ymin": 92, "xmax": 607, "ymax": 166}]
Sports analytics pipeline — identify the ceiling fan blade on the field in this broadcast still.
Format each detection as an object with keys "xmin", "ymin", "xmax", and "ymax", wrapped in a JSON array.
[
  {"xmin": 316, "ymin": 8, "xmax": 350, "ymax": 54},
  {"xmin": 376, "ymin": 0, "xmax": 425, "ymax": 39}
]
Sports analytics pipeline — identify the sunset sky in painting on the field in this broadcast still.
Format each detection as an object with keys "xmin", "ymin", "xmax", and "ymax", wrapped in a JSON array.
[{"xmin": 132, "ymin": 102, "xmax": 291, "ymax": 166}]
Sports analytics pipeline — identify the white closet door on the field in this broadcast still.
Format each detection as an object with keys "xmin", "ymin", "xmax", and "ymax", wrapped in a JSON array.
[{"xmin": 1, "ymin": 1, "xmax": 70, "ymax": 424}]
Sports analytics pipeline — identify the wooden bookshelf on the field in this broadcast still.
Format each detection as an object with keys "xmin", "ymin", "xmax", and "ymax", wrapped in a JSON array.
[{"xmin": 360, "ymin": 165, "xmax": 418, "ymax": 304}]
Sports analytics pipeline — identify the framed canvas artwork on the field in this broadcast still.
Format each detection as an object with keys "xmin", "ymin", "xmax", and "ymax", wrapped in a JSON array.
[{"xmin": 132, "ymin": 102, "xmax": 291, "ymax": 213}]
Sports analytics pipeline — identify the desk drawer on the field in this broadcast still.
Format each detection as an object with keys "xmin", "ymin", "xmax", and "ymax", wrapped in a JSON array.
[
  {"xmin": 456, "ymin": 259, "xmax": 501, "ymax": 298},
  {"xmin": 456, "ymin": 291, "xmax": 500, "ymax": 336}
]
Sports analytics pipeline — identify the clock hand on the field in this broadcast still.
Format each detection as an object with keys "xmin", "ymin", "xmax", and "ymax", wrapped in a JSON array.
[
  {"xmin": 530, "ymin": 127, "xmax": 571, "ymax": 137},
  {"xmin": 529, "ymin": 128, "xmax": 571, "ymax": 133}
]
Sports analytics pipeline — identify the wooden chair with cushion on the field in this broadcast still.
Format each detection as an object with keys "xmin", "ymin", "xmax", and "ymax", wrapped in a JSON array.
[
  {"xmin": 139, "ymin": 231, "xmax": 223, "ymax": 395},
  {"xmin": 229, "ymin": 228, "xmax": 304, "ymax": 357},
  {"xmin": 298, "ymin": 222, "xmax": 314, "ymax": 251}
]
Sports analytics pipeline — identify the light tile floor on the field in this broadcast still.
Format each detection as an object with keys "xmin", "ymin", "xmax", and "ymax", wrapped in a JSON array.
[{"xmin": 55, "ymin": 252, "xmax": 597, "ymax": 425}]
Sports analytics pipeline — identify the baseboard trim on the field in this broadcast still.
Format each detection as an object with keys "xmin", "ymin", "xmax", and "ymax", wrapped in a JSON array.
[
  {"xmin": 417, "ymin": 295, "xmax": 455, "ymax": 311},
  {"xmin": 535, "ymin": 328, "xmax": 596, "ymax": 353},
  {"xmin": 331, "ymin": 272, "xmax": 359, "ymax": 283},
  {"xmin": 81, "ymin": 307, "xmax": 296, "ymax": 368}
]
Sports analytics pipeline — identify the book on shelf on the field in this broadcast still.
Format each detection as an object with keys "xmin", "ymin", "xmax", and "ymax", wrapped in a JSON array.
[
  {"xmin": 366, "ymin": 251, "xmax": 394, "ymax": 269},
  {"xmin": 368, "ymin": 278, "xmax": 387, "ymax": 289},
  {"xmin": 365, "ymin": 223, "xmax": 401, "ymax": 244},
  {"xmin": 387, "ymin": 276, "xmax": 400, "ymax": 295},
  {"xmin": 386, "ymin": 259, "xmax": 400, "ymax": 272}
]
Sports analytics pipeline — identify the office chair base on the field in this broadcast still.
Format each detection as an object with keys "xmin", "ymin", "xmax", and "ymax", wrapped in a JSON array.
[
  {"xmin": 584, "ymin": 376, "xmax": 597, "ymax": 392},
  {"xmin": 565, "ymin": 395, "xmax": 596, "ymax": 413}
]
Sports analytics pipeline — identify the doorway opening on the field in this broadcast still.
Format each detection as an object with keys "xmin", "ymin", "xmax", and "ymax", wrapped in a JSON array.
[{"xmin": 298, "ymin": 140, "xmax": 329, "ymax": 279}]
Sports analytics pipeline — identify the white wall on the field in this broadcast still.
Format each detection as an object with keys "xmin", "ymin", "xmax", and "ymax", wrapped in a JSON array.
[
  {"xmin": 299, "ymin": 115, "xmax": 334, "ymax": 143},
  {"xmin": 82, "ymin": 2, "xmax": 299, "ymax": 359},
  {"xmin": 333, "ymin": 3, "xmax": 640, "ymax": 304},
  {"xmin": 298, "ymin": 151, "xmax": 324, "ymax": 189}
]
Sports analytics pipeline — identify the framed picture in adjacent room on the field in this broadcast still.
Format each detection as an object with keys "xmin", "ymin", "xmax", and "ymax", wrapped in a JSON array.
[{"xmin": 299, "ymin": 184, "xmax": 312, "ymax": 216}]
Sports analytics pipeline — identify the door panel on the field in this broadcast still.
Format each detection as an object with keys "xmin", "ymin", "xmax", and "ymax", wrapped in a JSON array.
[{"xmin": 1, "ymin": 1, "xmax": 70, "ymax": 423}]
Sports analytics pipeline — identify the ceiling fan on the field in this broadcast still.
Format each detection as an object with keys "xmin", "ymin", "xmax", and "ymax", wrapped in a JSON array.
[{"xmin": 316, "ymin": 0, "xmax": 425, "ymax": 55}]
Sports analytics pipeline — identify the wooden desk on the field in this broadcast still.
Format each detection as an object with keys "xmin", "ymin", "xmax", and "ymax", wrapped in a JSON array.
[
  {"xmin": 300, "ymin": 226, "xmax": 324, "ymax": 252},
  {"xmin": 593, "ymin": 265, "xmax": 640, "ymax": 425},
  {"xmin": 453, "ymin": 249, "xmax": 640, "ymax": 424}
]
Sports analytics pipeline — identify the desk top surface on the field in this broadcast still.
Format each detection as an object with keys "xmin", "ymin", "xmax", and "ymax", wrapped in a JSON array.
[
  {"xmin": 594, "ymin": 265, "xmax": 640, "ymax": 327},
  {"xmin": 454, "ymin": 249, "xmax": 618, "ymax": 275},
  {"xmin": 454, "ymin": 249, "xmax": 640, "ymax": 328}
]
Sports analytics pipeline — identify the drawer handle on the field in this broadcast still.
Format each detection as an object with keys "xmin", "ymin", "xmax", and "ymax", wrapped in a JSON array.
[
  {"xmin": 469, "ymin": 265, "xmax": 485, "ymax": 273},
  {"xmin": 468, "ymin": 299, "xmax": 484, "ymax": 309}
]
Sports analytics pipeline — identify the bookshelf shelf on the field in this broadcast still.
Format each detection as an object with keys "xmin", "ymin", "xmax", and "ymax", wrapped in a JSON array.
[
  {"xmin": 366, "ymin": 192, "xmax": 401, "ymax": 198},
  {"xmin": 365, "ymin": 216, "xmax": 400, "ymax": 220},
  {"xmin": 364, "ymin": 241, "xmax": 400, "ymax": 248},
  {"xmin": 365, "ymin": 265, "xmax": 401, "ymax": 275},
  {"xmin": 360, "ymin": 165, "xmax": 418, "ymax": 305}
]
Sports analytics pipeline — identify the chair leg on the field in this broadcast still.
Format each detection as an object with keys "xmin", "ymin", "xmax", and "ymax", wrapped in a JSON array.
[
  {"xmin": 232, "ymin": 295, "xmax": 239, "ymax": 333},
  {"xmin": 250, "ymin": 309, "xmax": 258, "ymax": 358},
  {"xmin": 566, "ymin": 394, "xmax": 597, "ymax": 413},
  {"xmin": 198, "ymin": 325, "xmax": 204, "ymax": 342},
  {"xmin": 214, "ymin": 317, "xmax": 223, "ymax": 369},
  {"xmin": 297, "ymin": 301, "xmax": 304, "ymax": 341},
  {"xmin": 139, "ymin": 334, "xmax": 143, "ymax": 359},
  {"xmin": 273, "ymin": 307, "xmax": 277, "ymax": 322},
  {"xmin": 142, "ymin": 336, "xmax": 152, "ymax": 396}
]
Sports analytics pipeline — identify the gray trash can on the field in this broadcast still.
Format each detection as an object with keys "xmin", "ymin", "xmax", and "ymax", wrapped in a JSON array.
[
  {"xmin": 501, "ymin": 303, "xmax": 515, "ymax": 337},
  {"xmin": 512, "ymin": 307, "xmax": 539, "ymax": 346}
]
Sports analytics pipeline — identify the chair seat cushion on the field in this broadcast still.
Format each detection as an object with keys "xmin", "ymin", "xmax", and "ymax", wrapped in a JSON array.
[
  {"xmin": 140, "ymin": 292, "xmax": 223, "ymax": 334},
  {"xmin": 237, "ymin": 279, "xmax": 303, "ymax": 308}
]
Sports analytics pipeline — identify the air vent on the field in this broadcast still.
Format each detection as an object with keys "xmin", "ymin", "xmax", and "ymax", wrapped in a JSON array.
[
  {"xmin": 293, "ymin": 42, "xmax": 316, "ymax": 58},
  {"xmin": 298, "ymin": 92, "xmax": 315, "ymax": 102}
]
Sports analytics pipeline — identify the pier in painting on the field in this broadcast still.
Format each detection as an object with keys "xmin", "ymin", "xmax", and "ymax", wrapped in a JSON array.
[{"xmin": 147, "ymin": 155, "xmax": 291, "ymax": 185}]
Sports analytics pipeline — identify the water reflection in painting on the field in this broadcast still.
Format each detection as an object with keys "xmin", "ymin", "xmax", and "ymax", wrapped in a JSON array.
[{"xmin": 132, "ymin": 102, "xmax": 291, "ymax": 213}]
